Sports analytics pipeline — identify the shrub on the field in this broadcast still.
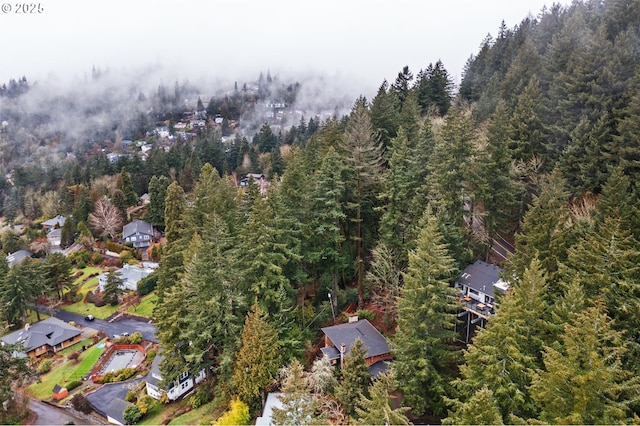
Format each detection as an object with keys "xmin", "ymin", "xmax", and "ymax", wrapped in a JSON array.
[
  {"xmin": 90, "ymin": 252, "xmax": 103, "ymax": 265},
  {"xmin": 213, "ymin": 398, "xmax": 250, "ymax": 426},
  {"xmin": 129, "ymin": 332, "xmax": 143, "ymax": 344},
  {"xmin": 354, "ymin": 309, "xmax": 376, "ymax": 321},
  {"xmin": 123, "ymin": 405, "xmax": 142, "ymax": 424},
  {"xmin": 136, "ymin": 395, "xmax": 154, "ymax": 415},
  {"xmin": 70, "ymin": 394, "xmax": 92, "ymax": 414},
  {"xmin": 146, "ymin": 349, "xmax": 157, "ymax": 362},
  {"xmin": 125, "ymin": 390, "xmax": 138, "ymax": 403},
  {"xmin": 189, "ymin": 386, "xmax": 211, "ymax": 409},
  {"xmin": 66, "ymin": 380, "xmax": 82, "ymax": 391},
  {"xmin": 67, "ymin": 351, "xmax": 80, "ymax": 361},
  {"xmin": 137, "ymin": 273, "xmax": 157, "ymax": 296},
  {"xmin": 38, "ymin": 359, "xmax": 52, "ymax": 374},
  {"xmin": 95, "ymin": 367, "xmax": 137, "ymax": 384}
]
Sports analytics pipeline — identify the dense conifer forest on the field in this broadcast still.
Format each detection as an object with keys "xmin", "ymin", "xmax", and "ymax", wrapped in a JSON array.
[{"xmin": 1, "ymin": 0, "xmax": 640, "ymax": 424}]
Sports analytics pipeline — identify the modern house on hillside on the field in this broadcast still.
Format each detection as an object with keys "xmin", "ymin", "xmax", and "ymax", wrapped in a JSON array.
[
  {"xmin": 455, "ymin": 260, "xmax": 509, "ymax": 311},
  {"xmin": 320, "ymin": 317, "xmax": 392, "ymax": 377},
  {"xmin": 0, "ymin": 317, "xmax": 82, "ymax": 359},
  {"xmin": 145, "ymin": 355, "xmax": 206, "ymax": 401},
  {"xmin": 41, "ymin": 215, "xmax": 66, "ymax": 231},
  {"xmin": 454, "ymin": 260, "xmax": 510, "ymax": 342}
]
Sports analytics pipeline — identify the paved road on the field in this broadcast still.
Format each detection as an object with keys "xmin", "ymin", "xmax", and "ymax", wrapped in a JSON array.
[
  {"xmin": 25, "ymin": 397, "xmax": 93, "ymax": 425},
  {"xmin": 36, "ymin": 305, "xmax": 158, "ymax": 343}
]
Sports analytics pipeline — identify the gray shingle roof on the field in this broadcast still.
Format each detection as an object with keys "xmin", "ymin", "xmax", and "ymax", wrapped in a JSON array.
[
  {"xmin": 122, "ymin": 219, "xmax": 153, "ymax": 239},
  {"xmin": 321, "ymin": 319, "xmax": 390, "ymax": 359},
  {"xmin": 457, "ymin": 260, "xmax": 505, "ymax": 298},
  {"xmin": 1, "ymin": 317, "xmax": 81, "ymax": 351}
]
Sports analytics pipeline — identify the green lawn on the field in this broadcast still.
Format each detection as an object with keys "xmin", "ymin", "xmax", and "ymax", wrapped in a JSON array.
[
  {"xmin": 127, "ymin": 292, "xmax": 157, "ymax": 318},
  {"xmin": 61, "ymin": 267, "xmax": 120, "ymax": 319},
  {"xmin": 27, "ymin": 339, "xmax": 105, "ymax": 399},
  {"xmin": 167, "ymin": 400, "xmax": 225, "ymax": 425}
]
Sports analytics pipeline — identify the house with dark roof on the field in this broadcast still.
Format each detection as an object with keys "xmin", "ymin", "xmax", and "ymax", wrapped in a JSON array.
[
  {"xmin": 86, "ymin": 378, "xmax": 144, "ymax": 425},
  {"xmin": 455, "ymin": 260, "xmax": 509, "ymax": 312},
  {"xmin": 320, "ymin": 318, "xmax": 392, "ymax": 377},
  {"xmin": 0, "ymin": 317, "xmax": 82, "ymax": 359},
  {"xmin": 122, "ymin": 219, "xmax": 154, "ymax": 249}
]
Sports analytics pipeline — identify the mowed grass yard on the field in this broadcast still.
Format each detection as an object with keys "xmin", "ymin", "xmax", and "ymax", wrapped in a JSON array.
[
  {"xmin": 26, "ymin": 339, "xmax": 106, "ymax": 400},
  {"xmin": 61, "ymin": 267, "xmax": 120, "ymax": 319},
  {"xmin": 127, "ymin": 292, "xmax": 157, "ymax": 318}
]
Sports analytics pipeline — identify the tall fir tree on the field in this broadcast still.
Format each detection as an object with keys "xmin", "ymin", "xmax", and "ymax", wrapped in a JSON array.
[
  {"xmin": 530, "ymin": 299, "xmax": 640, "ymax": 425},
  {"xmin": 354, "ymin": 370, "xmax": 410, "ymax": 426},
  {"xmin": 272, "ymin": 359, "xmax": 318, "ymax": 426},
  {"xmin": 334, "ymin": 338, "xmax": 371, "ymax": 417},
  {"xmin": 391, "ymin": 210, "xmax": 460, "ymax": 418},
  {"xmin": 232, "ymin": 304, "xmax": 283, "ymax": 413},
  {"xmin": 340, "ymin": 98, "xmax": 384, "ymax": 308},
  {"xmin": 453, "ymin": 258, "xmax": 551, "ymax": 421}
]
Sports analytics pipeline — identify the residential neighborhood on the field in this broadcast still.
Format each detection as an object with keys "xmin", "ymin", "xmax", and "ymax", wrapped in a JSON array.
[{"xmin": 2, "ymin": 1, "xmax": 640, "ymax": 424}]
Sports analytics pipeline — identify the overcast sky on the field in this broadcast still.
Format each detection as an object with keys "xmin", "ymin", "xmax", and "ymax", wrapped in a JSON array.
[{"xmin": 0, "ymin": 0, "xmax": 565, "ymax": 98}]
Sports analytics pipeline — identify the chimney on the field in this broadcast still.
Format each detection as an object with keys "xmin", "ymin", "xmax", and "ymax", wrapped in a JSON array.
[
  {"xmin": 348, "ymin": 314, "xmax": 359, "ymax": 323},
  {"xmin": 340, "ymin": 342, "xmax": 346, "ymax": 369}
]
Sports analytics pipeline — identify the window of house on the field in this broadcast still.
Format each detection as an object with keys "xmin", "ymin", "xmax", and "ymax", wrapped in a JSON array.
[{"xmin": 469, "ymin": 288, "xmax": 479, "ymax": 296}]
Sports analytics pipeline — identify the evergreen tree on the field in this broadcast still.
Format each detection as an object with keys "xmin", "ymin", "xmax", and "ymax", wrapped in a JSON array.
[
  {"xmin": 378, "ymin": 127, "xmax": 415, "ymax": 264},
  {"xmin": 1, "ymin": 259, "xmax": 44, "ymax": 327},
  {"xmin": 340, "ymin": 98, "xmax": 384, "ymax": 308},
  {"xmin": 269, "ymin": 145, "xmax": 285, "ymax": 179},
  {"xmin": 530, "ymin": 299, "xmax": 640, "ymax": 424},
  {"xmin": 391, "ymin": 211, "xmax": 460, "ymax": 418},
  {"xmin": 369, "ymin": 80, "xmax": 400, "ymax": 147},
  {"xmin": 354, "ymin": 370, "xmax": 410, "ymax": 425},
  {"xmin": 0, "ymin": 340, "xmax": 36, "ymax": 411},
  {"xmin": 155, "ymin": 182, "xmax": 187, "ymax": 302},
  {"xmin": 366, "ymin": 241, "xmax": 402, "ymax": 327},
  {"xmin": 232, "ymin": 304, "xmax": 283, "ymax": 413},
  {"xmin": 146, "ymin": 175, "xmax": 170, "ymax": 230},
  {"xmin": 444, "ymin": 386, "xmax": 504, "ymax": 425},
  {"xmin": 116, "ymin": 166, "xmax": 138, "ymax": 206},
  {"xmin": 44, "ymin": 252, "xmax": 73, "ymax": 301},
  {"xmin": 103, "ymin": 271, "xmax": 124, "ymax": 306},
  {"xmin": 111, "ymin": 189, "xmax": 128, "ymax": 223},
  {"xmin": 308, "ymin": 147, "xmax": 347, "ymax": 308},
  {"xmin": 60, "ymin": 216, "xmax": 76, "ymax": 249},
  {"xmin": 453, "ymin": 258, "xmax": 551, "ymax": 421},
  {"xmin": 335, "ymin": 338, "xmax": 371, "ymax": 417},
  {"xmin": 507, "ymin": 169, "xmax": 570, "ymax": 285},
  {"xmin": 473, "ymin": 101, "xmax": 524, "ymax": 243},
  {"xmin": 392, "ymin": 65, "xmax": 414, "ymax": 104},
  {"xmin": 272, "ymin": 359, "xmax": 318, "ymax": 426},
  {"xmin": 236, "ymin": 195, "xmax": 293, "ymax": 316},
  {"xmin": 427, "ymin": 107, "xmax": 476, "ymax": 228},
  {"xmin": 156, "ymin": 214, "xmax": 244, "ymax": 385}
]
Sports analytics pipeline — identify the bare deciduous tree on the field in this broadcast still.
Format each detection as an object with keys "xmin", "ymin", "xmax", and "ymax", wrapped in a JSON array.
[{"xmin": 88, "ymin": 198, "xmax": 123, "ymax": 239}]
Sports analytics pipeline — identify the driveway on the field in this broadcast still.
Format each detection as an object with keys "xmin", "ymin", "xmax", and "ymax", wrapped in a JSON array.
[
  {"xmin": 36, "ymin": 305, "xmax": 158, "ymax": 343},
  {"xmin": 24, "ymin": 397, "xmax": 95, "ymax": 425}
]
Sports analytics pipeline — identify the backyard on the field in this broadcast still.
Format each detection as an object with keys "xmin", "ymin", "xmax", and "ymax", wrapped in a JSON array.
[{"xmin": 26, "ymin": 339, "xmax": 106, "ymax": 400}]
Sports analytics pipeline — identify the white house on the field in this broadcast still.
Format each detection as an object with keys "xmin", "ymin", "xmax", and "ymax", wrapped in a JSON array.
[
  {"xmin": 145, "ymin": 355, "xmax": 206, "ymax": 401},
  {"xmin": 97, "ymin": 264, "xmax": 154, "ymax": 293},
  {"xmin": 455, "ymin": 260, "xmax": 510, "ymax": 308}
]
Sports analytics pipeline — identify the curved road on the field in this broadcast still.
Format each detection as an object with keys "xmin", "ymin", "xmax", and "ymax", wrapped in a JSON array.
[
  {"xmin": 36, "ymin": 305, "xmax": 157, "ymax": 343},
  {"xmin": 25, "ymin": 397, "xmax": 94, "ymax": 425}
]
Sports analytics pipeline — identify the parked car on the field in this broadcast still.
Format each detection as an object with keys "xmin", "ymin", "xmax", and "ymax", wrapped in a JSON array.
[{"xmin": 85, "ymin": 314, "xmax": 95, "ymax": 321}]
